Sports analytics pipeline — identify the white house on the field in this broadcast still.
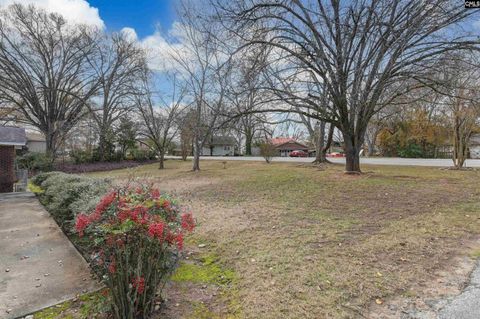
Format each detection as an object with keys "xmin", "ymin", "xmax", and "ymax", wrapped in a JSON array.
[
  {"xmin": 201, "ymin": 136, "xmax": 237, "ymax": 156},
  {"xmin": 469, "ymin": 134, "xmax": 480, "ymax": 159}
]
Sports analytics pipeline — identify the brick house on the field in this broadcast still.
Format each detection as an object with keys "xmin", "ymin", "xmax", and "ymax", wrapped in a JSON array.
[
  {"xmin": 0, "ymin": 126, "xmax": 26, "ymax": 193},
  {"xmin": 269, "ymin": 137, "xmax": 309, "ymax": 157}
]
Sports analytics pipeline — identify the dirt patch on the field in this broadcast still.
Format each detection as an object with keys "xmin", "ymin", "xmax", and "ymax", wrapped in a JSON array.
[{"xmin": 368, "ymin": 237, "xmax": 480, "ymax": 318}]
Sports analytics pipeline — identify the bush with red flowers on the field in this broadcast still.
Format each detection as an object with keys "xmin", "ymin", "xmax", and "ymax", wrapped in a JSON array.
[{"xmin": 74, "ymin": 185, "xmax": 195, "ymax": 318}]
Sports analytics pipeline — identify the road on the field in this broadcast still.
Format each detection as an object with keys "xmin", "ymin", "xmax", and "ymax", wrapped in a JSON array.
[
  {"xmin": 167, "ymin": 155, "xmax": 480, "ymax": 168},
  {"xmin": 438, "ymin": 261, "xmax": 480, "ymax": 319}
]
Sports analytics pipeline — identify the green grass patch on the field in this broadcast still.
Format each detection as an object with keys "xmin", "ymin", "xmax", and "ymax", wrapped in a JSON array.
[
  {"xmin": 172, "ymin": 254, "xmax": 236, "ymax": 285},
  {"xmin": 33, "ymin": 301, "xmax": 72, "ymax": 319}
]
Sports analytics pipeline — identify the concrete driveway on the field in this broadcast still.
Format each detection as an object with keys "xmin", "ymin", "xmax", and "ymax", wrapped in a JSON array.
[
  {"xmin": 0, "ymin": 192, "xmax": 100, "ymax": 319},
  {"xmin": 167, "ymin": 155, "xmax": 480, "ymax": 167}
]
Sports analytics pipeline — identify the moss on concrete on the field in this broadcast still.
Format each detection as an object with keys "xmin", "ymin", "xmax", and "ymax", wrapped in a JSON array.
[{"xmin": 33, "ymin": 301, "xmax": 72, "ymax": 319}]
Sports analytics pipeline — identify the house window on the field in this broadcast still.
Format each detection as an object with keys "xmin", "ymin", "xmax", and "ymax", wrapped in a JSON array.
[{"xmin": 224, "ymin": 146, "xmax": 230, "ymax": 151}]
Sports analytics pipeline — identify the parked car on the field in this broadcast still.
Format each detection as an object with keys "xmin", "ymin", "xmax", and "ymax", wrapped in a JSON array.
[
  {"xmin": 289, "ymin": 150, "xmax": 308, "ymax": 157},
  {"xmin": 326, "ymin": 152, "xmax": 345, "ymax": 158}
]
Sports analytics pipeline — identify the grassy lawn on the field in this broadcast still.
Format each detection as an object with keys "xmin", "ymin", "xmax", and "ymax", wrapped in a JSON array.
[{"xmin": 88, "ymin": 160, "xmax": 480, "ymax": 318}]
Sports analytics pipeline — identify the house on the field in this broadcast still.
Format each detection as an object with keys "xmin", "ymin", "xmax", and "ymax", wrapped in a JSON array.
[
  {"xmin": 0, "ymin": 126, "xmax": 26, "ymax": 192},
  {"xmin": 469, "ymin": 134, "xmax": 480, "ymax": 159},
  {"xmin": 436, "ymin": 134, "xmax": 480, "ymax": 159},
  {"xmin": 201, "ymin": 136, "xmax": 237, "ymax": 156},
  {"xmin": 26, "ymin": 132, "xmax": 46, "ymax": 153},
  {"xmin": 269, "ymin": 137, "xmax": 309, "ymax": 157}
]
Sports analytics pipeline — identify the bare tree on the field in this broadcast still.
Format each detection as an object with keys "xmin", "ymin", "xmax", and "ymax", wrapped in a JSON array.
[
  {"xmin": 0, "ymin": 4, "xmax": 100, "ymax": 157},
  {"xmin": 88, "ymin": 32, "xmax": 146, "ymax": 160},
  {"xmin": 136, "ymin": 72, "xmax": 186, "ymax": 169},
  {"xmin": 436, "ymin": 54, "xmax": 480, "ymax": 169},
  {"xmin": 303, "ymin": 118, "xmax": 335, "ymax": 163},
  {"xmin": 226, "ymin": 42, "xmax": 271, "ymax": 155},
  {"xmin": 170, "ymin": 0, "xmax": 232, "ymax": 171},
  {"xmin": 220, "ymin": 0, "xmax": 477, "ymax": 172},
  {"xmin": 259, "ymin": 141, "xmax": 276, "ymax": 163},
  {"xmin": 178, "ymin": 109, "xmax": 196, "ymax": 161}
]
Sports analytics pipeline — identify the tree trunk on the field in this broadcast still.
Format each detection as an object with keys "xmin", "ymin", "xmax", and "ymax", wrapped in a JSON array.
[
  {"xmin": 245, "ymin": 130, "xmax": 253, "ymax": 156},
  {"xmin": 98, "ymin": 132, "xmax": 107, "ymax": 161},
  {"xmin": 192, "ymin": 140, "xmax": 201, "ymax": 171},
  {"xmin": 313, "ymin": 121, "xmax": 327, "ymax": 163},
  {"xmin": 343, "ymin": 131, "xmax": 363, "ymax": 173},
  {"xmin": 45, "ymin": 129, "xmax": 57, "ymax": 159},
  {"xmin": 159, "ymin": 151, "xmax": 165, "ymax": 169},
  {"xmin": 323, "ymin": 125, "xmax": 334, "ymax": 155},
  {"xmin": 452, "ymin": 117, "xmax": 468, "ymax": 169}
]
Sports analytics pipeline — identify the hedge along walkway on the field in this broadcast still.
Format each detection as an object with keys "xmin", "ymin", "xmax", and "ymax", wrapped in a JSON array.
[{"xmin": 0, "ymin": 192, "xmax": 100, "ymax": 319}]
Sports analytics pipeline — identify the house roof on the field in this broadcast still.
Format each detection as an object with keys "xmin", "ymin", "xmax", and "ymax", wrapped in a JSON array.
[
  {"xmin": 269, "ymin": 137, "xmax": 308, "ymax": 148},
  {"xmin": 0, "ymin": 126, "xmax": 26, "ymax": 146},
  {"xmin": 209, "ymin": 136, "xmax": 236, "ymax": 146},
  {"xmin": 26, "ymin": 132, "xmax": 46, "ymax": 142},
  {"xmin": 269, "ymin": 137, "xmax": 296, "ymax": 145}
]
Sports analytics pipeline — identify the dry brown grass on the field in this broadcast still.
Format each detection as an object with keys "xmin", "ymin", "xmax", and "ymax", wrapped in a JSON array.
[{"xmin": 89, "ymin": 160, "xmax": 480, "ymax": 318}]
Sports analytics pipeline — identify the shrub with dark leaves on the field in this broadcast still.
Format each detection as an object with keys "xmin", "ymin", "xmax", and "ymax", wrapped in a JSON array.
[{"xmin": 75, "ymin": 185, "xmax": 195, "ymax": 318}]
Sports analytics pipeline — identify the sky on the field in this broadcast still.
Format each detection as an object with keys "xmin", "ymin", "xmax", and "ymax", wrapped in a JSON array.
[
  {"xmin": 0, "ymin": 0, "xmax": 179, "ymax": 57},
  {"xmin": 0, "ymin": 0, "xmax": 186, "ymax": 78},
  {"xmin": 88, "ymin": 0, "xmax": 177, "ymax": 38}
]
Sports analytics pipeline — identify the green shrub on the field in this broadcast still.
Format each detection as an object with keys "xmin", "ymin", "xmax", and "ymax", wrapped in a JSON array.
[
  {"xmin": 16, "ymin": 152, "xmax": 53, "ymax": 172},
  {"xmin": 113, "ymin": 150, "xmax": 125, "ymax": 162},
  {"xmin": 131, "ymin": 149, "xmax": 149, "ymax": 161},
  {"xmin": 32, "ymin": 171, "xmax": 110, "ymax": 229},
  {"xmin": 70, "ymin": 149, "xmax": 93, "ymax": 164},
  {"xmin": 74, "ymin": 185, "xmax": 195, "ymax": 318},
  {"xmin": 398, "ymin": 143, "xmax": 423, "ymax": 158}
]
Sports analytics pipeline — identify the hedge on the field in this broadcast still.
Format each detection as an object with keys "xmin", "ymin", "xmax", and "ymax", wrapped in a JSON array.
[{"xmin": 31, "ymin": 171, "xmax": 111, "ymax": 230}]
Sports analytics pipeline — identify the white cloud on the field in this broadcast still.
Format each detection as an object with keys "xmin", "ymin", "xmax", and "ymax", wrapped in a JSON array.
[
  {"xmin": 131, "ymin": 23, "xmax": 192, "ymax": 73},
  {"xmin": 0, "ymin": 0, "xmax": 104, "ymax": 27},
  {"xmin": 120, "ymin": 27, "xmax": 138, "ymax": 41}
]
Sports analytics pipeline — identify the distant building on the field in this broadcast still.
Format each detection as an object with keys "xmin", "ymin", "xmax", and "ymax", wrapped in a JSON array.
[
  {"xmin": 26, "ymin": 132, "xmax": 46, "ymax": 153},
  {"xmin": 469, "ymin": 134, "xmax": 480, "ymax": 159},
  {"xmin": 269, "ymin": 137, "xmax": 309, "ymax": 157},
  {"xmin": 0, "ymin": 126, "xmax": 26, "ymax": 192},
  {"xmin": 437, "ymin": 134, "xmax": 480, "ymax": 159},
  {"xmin": 201, "ymin": 136, "xmax": 237, "ymax": 156}
]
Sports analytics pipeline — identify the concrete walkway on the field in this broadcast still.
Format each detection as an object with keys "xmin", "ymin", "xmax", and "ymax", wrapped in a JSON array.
[{"xmin": 0, "ymin": 192, "xmax": 100, "ymax": 319}]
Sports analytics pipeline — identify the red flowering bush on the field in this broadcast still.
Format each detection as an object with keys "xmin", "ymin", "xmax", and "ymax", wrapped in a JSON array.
[{"xmin": 74, "ymin": 184, "xmax": 195, "ymax": 318}]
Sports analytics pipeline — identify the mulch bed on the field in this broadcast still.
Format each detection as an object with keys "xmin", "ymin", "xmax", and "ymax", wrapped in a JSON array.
[{"xmin": 54, "ymin": 160, "xmax": 157, "ymax": 174}]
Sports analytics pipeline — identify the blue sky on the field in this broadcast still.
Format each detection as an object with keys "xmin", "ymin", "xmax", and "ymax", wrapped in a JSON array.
[{"xmin": 89, "ymin": 0, "xmax": 177, "ymax": 38}]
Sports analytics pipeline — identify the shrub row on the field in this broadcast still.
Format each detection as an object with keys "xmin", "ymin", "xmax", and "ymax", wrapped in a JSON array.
[
  {"xmin": 16, "ymin": 152, "xmax": 53, "ymax": 172},
  {"xmin": 17, "ymin": 152, "xmax": 158, "ymax": 174},
  {"xmin": 31, "ymin": 171, "xmax": 111, "ymax": 230},
  {"xmin": 54, "ymin": 160, "xmax": 157, "ymax": 174},
  {"xmin": 70, "ymin": 149, "xmax": 157, "ymax": 164}
]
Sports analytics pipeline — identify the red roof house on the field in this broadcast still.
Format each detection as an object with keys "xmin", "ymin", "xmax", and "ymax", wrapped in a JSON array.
[{"xmin": 268, "ymin": 137, "xmax": 309, "ymax": 157}]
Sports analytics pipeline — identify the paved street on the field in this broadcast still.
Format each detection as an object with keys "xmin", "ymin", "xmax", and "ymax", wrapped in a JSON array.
[
  {"xmin": 167, "ymin": 155, "xmax": 480, "ymax": 168},
  {"xmin": 438, "ymin": 261, "xmax": 480, "ymax": 319}
]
